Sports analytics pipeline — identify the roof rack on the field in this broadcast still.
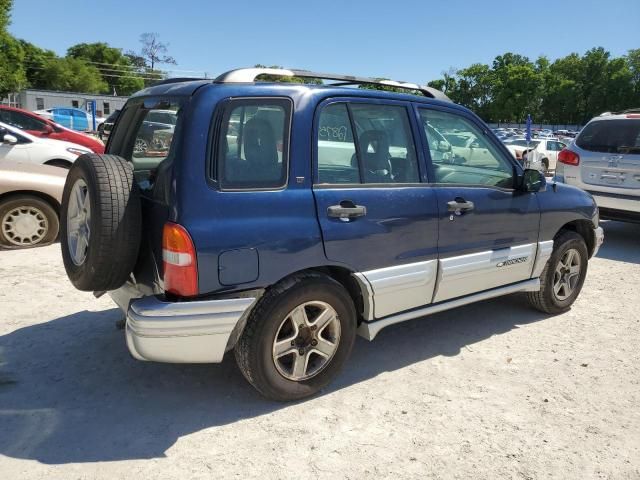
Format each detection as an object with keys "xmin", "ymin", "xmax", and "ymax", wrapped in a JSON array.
[
  {"xmin": 213, "ymin": 68, "xmax": 451, "ymax": 102},
  {"xmin": 151, "ymin": 77, "xmax": 207, "ymax": 86}
]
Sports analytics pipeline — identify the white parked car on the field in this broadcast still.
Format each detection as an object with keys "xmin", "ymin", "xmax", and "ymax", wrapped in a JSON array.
[
  {"xmin": 444, "ymin": 133, "xmax": 496, "ymax": 166},
  {"xmin": 0, "ymin": 121, "xmax": 92, "ymax": 168},
  {"xmin": 504, "ymin": 139, "xmax": 541, "ymax": 162},
  {"xmin": 522, "ymin": 138, "xmax": 567, "ymax": 173},
  {"xmin": 556, "ymin": 110, "xmax": 640, "ymax": 223}
]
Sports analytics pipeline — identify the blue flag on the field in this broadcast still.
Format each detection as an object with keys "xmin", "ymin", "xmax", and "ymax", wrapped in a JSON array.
[{"xmin": 525, "ymin": 114, "xmax": 532, "ymax": 142}]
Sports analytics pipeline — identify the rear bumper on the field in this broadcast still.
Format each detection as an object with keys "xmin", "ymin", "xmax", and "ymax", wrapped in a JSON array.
[
  {"xmin": 587, "ymin": 191, "xmax": 640, "ymax": 215},
  {"xmin": 124, "ymin": 295, "xmax": 257, "ymax": 363}
]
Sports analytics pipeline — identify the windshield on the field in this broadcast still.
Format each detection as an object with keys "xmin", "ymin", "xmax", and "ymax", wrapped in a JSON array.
[{"xmin": 576, "ymin": 119, "xmax": 640, "ymax": 154}]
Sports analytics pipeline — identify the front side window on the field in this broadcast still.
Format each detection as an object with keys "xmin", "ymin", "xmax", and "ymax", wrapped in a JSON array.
[
  {"xmin": 420, "ymin": 109, "xmax": 514, "ymax": 188},
  {"xmin": 317, "ymin": 102, "xmax": 419, "ymax": 184},
  {"xmin": 215, "ymin": 99, "xmax": 291, "ymax": 189}
]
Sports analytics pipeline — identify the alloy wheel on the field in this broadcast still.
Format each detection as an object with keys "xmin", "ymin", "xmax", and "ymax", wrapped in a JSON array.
[{"xmin": 272, "ymin": 301, "xmax": 341, "ymax": 381}]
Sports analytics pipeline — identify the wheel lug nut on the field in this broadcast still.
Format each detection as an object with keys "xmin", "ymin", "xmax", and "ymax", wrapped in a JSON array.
[
  {"xmin": 299, "ymin": 324, "xmax": 304, "ymax": 329},
  {"xmin": 311, "ymin": 339, "xmax": 317, "ymax": 346},
  {"xmin": 291, "ymin": 340, "xmax": 295, "ymax": 346},
  {"xmin": 298, "ymin": 349, "xmax": 305, "ymax": 355},
  {"xmin": 311, "ymin": 325, "xmax": 317, "ymax": 331}
]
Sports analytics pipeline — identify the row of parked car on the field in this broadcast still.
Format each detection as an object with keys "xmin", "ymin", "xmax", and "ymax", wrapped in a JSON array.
[{"xmin": 0, "ymin": 103, "xmax": 179, "ymax": 248}]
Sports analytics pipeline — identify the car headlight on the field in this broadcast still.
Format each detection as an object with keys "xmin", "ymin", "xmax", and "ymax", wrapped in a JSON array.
[{"xmin": 67, "ymin": 147, "xmax": 90, "ymax": 157}]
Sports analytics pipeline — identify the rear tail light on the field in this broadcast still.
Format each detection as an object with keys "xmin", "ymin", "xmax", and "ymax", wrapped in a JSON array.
[
  {"xmin": 558, "ymin": 149, "xmax": 580, "ymax": 166},
  {"xmin": 162, "ymin": 222, "xmax": 198, "ymax": 297}
]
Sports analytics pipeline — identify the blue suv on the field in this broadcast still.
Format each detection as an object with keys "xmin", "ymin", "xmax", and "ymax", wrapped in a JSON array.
[{"xmin": 59, "ymin": 68, "xmax": 604, "ymax": 400}]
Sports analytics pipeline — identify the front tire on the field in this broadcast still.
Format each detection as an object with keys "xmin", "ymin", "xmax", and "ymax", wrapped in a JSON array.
[
  {"xmin": 0, "ymin": 195, "xmax": 59, "ymax": 248},
  {"xmin": 235, "ymin": 272, "xmax": 357, "ymax": 401},
  {"xmin": 527, "ymin": 230, "xmax": 588, "ymax": 314}
]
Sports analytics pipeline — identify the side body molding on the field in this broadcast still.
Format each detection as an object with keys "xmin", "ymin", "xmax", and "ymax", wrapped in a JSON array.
[
  {"xmin": 432, "ymin": 243, "xmax": 536, "ymax": 303},
  {"xmin": 352, "ymin": 241, "xmax": 554, "ymax": 339},
  {"xmin": 354, "ymin": 260, "xmax": 437, "ymax": 320}
]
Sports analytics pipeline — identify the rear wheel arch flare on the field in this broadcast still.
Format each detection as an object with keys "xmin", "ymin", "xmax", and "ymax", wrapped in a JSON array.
[{"xmin": 271, "ymin": 266, "xmax": 364, "ymax": 324}]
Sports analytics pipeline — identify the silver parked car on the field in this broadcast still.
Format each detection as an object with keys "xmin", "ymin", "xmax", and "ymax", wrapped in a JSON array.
[
  {"xmin": 0, "ymin": 161, "xmax": 67, "ymax": 248},
  {"xmin": 555, "ymin": 109, "xmax": 640, "ymax": 223}
]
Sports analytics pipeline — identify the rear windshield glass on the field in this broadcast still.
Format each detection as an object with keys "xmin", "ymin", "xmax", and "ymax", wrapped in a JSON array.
[{"xmin": 576, "ymin": 119, "xmax": 640, "ymax": 154}]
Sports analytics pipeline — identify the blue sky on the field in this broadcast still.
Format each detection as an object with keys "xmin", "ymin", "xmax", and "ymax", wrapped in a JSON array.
[{"xmin": 8, "ymin": 0, "xmax": 640, "ymax": 83}]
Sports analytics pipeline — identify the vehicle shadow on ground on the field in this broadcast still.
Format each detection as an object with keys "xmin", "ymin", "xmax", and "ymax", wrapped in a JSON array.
[
  {"xmin": 0, "ymin": 295, "xmax": 548, "ymax": 465},
  {"xmin": 595, "ymin": 221, "xmax": 640, "ymax": 265},
  {"xmin": 0, "ymin": 220, "xmax": 635, "ymax": 465}
]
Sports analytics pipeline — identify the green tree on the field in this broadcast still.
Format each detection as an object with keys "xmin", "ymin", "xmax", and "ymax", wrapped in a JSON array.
[
  {"xmin": 35, "ymin": 57, "xmax": 107, "ymax": 93},
  {"xmin": 0, "ymin": 0, "xmax": 26, "ymax": 97},
  {"xmin": 67, "ymin": 42, "xmax": 144, "ymax": 95}
]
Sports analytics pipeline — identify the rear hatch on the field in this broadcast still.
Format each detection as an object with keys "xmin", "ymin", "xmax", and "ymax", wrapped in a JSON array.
[{"xmin": 574, "ymin": 117, "xmax": 640, "ymax": 196}]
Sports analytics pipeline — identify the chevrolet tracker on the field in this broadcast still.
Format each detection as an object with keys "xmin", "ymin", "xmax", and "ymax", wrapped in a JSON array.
[{"xmin": 59, "ymin": 68, "xmax": 604, "ymax": 400}]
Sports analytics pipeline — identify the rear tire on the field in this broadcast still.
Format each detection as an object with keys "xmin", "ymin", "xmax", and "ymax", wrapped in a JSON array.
[
  {"xmin": 60, "ymin": 153, "xmax": 141, "ymax": 291},
  {"xmin": 0, "ymin": 195, "xmax": 59, "ymax": 248},
  {"xmin": 235, "ymin": 272, "xmax": 357, "ymax": 401},
  {"xmin": 527, "ymin": 230, "xmax": 588, "ymax": 314}
]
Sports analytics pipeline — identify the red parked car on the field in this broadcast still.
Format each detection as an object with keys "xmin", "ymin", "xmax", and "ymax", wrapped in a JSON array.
[{"xmin": 0, "ymin": 105, "xmax": 104, "ymax": 153}]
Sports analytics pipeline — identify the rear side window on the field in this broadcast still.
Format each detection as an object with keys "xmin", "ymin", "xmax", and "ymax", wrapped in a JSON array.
[
  {"xmin": 0, "ymin": 110, "xmax": 46, "ymax": 131},
  {"xmin": 577, "ymin": 119, "xmax": 640, "ymax": 154},
  {"xmin": 214, "ymin": 99, "xmax": 291, "ymax": 190},
  {"xmin": 317, "ymin": 102, "xmax": 419, "ymax": 184}
]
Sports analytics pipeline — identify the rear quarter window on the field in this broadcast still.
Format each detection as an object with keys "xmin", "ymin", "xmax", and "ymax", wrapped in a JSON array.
[
  {"xmin": 576, "ymin": 119, "xmax": 640, "ymax": 154},
  {"xmin": 212, "ymin": 98, "xmax": 292, "ymax": 190}
]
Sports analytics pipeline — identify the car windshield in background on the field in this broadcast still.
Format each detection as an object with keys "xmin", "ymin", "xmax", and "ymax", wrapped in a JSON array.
[{"xmin": 576, "ymin": 119, "xmax": 640, "ymax": 154}]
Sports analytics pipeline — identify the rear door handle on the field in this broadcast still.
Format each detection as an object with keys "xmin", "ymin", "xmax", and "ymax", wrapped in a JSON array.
[
  {"xmin": 327, "ymin": 200, "xmax": 367, "ymax": 219},
  {"xmin": 447, "ymin": 197, "xmax": 475, "ymax": 212}
]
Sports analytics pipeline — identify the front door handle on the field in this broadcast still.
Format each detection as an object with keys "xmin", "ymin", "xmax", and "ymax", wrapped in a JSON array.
[
  {"xmin": 447, "ymin": 197, "xmax": 475, "ymax": 213},
  {"xmin": 327, "ymin": 200, "xmax": 367, "ymax": 220}
]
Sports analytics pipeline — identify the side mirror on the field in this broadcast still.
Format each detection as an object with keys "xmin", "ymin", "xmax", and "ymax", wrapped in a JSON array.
[
  {"xmin": 2, "ymin": 134, "xmax": 18, "ymax": 145},
  {"xmin": 437, "ymin": 140, "xmax": 451, "ymax": 153},
  {"xmin": 522, "ymin": 168, "xmax": 546, "ymax": 192}
]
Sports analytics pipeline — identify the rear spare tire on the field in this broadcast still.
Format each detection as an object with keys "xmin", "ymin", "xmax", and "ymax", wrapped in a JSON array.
[{"xmin": 61, "ymin": 153, "xmax": 141, "ymax": 291}]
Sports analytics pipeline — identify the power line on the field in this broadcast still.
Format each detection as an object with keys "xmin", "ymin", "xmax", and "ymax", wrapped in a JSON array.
[{"xmin": 70, "ymin": 58, "xmax": 210, "ymax": 75}]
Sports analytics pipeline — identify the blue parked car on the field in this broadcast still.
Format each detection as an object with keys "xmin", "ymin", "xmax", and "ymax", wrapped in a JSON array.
[
  {"xmin": 59, "ymin": 68, "xmax": 604, "ymax": 400},
  {"xmin": 34, "ymin": 107, "xmax": 103, "ymax": 131}
]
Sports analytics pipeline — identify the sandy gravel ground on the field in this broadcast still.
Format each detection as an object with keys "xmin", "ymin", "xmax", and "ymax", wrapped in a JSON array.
[{"xmin": 0, "ymin": 220, "xmax": 639, "ymax": 480}]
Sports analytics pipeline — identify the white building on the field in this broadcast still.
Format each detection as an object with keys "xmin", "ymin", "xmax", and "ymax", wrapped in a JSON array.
[{"xmin": 2, "ymin": 89, "xmax": 129, "ymax": 117}]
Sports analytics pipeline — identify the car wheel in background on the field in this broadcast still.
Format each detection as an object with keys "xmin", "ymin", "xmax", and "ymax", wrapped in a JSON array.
[
  {"xmin": 133, "ymin": 138, "xmax": 149, "ymax": 155},
  {"xmin": 527, "ymin": 230, "xmax": 588, "ymax": 314},
  {"xmin": 235, "ymin": 272, "xmax": 357, "ymax": 401},
  {"xmin": 0, "ymin": 195, "xmax": 59, "ymax": 248},
  {"xmin": 60, "ymin": 153, "xmax": 141, "ymax": 291}
]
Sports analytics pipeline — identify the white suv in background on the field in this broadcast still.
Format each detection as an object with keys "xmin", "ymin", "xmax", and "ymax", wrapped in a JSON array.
[{"xmin": 555, "ymin": 110, "xmax": 640, "ymax": 223}]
